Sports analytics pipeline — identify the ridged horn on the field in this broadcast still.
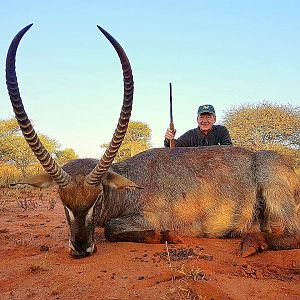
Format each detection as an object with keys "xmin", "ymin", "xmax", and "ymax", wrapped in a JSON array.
[
  {"xmin": 6, "ymin": 24, "xmax": 71, "ymax": 188},
  {"xmin": 85, "ymin": 26, "xmax": 134, "ymax": 186}
]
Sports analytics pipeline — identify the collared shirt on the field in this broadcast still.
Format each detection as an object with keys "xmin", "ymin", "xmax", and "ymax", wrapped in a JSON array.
[{"xmin": 164, "ymin": 125, "xmax": 232, "ymax": 147}]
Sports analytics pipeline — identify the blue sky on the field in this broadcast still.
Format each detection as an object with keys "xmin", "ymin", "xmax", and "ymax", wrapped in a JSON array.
[{"xmin": 1, "ymin": 1, "xmax": 299, "ymax": 158}]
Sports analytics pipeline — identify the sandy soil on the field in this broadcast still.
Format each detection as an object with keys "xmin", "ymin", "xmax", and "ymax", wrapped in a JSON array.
[{"xmin": 0, "ymin": 187, "xmax": 299, "ymax": 300}]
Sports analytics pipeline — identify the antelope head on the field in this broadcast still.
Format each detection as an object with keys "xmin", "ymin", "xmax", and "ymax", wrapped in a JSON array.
[{"xmin": 6, "ymin": 24, "xmax": 135, "ymax": 257}]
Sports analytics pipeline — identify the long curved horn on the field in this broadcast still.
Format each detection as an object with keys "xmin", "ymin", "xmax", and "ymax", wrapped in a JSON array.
[
  {"xmin": 6, "ymin": 24, "xmax": 71, "ymax": 188},
  {"xmin": 85, "ymin": 26, "xmax": 134, "ymax": 186}
]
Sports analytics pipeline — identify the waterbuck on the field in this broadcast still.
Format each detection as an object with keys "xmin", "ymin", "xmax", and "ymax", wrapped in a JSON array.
[{"xmin": 6, "ymin": 25, "xmax": 300, "ymax": 258}]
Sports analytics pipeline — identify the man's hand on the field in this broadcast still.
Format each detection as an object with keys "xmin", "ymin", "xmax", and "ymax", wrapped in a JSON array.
[{"xmin": 165, "ymin": 128, "xmax": 176, "ymax": 140}]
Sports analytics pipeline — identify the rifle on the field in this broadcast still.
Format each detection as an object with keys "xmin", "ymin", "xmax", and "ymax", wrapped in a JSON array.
[{"xmin": 169, "ymin": 82, "xmax": 176, "ymax": 148}]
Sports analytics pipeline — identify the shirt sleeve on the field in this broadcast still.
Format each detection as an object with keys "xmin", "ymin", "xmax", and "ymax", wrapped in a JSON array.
[
  {"xmin": 175, "ymin": 131, "xmax": 192, "ymax": 147},
  {"xmin": 220, "ymin": 126, "xmax": 233, "ymax": 145}
]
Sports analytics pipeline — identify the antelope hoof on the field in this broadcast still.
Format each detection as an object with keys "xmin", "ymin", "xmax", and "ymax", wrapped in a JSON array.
[{"xmin": 239, "ymin": 233, "xmax": 268, "ymax": 257}]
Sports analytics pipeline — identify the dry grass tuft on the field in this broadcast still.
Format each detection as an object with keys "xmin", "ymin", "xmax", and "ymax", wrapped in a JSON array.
[
  {"xmin": 17, "ymin": 198, "xmax": 38, "ymax": 210},
  {"xmin": 0, "ymin": 186, "xmax": 59, "ymax": 212},
  {"xmin": 162, "ymin": 242, "xmax": 207, "ymax": 300}
]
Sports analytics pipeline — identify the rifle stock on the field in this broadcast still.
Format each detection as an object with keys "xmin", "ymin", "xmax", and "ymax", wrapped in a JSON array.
[{"xmin": 169, "ymin": 122, "xmax": 176, "ymax": 148}]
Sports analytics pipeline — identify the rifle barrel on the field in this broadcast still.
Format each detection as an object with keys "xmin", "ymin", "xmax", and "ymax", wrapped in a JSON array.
[
  {"xmin": 169, "ymin": 82, "xmax": 175, "ymax": 148},
  {"xmin": 169, "ymin": 83, "xmax": 173, "ymax": 123}
]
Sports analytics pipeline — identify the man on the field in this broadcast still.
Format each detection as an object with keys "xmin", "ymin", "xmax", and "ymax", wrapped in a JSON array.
[{"xmin": 164, "ymin": 104, "xmax": 232, "ymax": 147}]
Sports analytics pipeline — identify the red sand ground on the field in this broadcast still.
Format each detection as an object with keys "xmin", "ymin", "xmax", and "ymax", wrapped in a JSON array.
[{"xmin": 0, "ymin": 187, "xmax": 299, "ymax": 300}]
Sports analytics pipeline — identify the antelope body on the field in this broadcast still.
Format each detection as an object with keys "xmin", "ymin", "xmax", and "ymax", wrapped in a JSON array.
[
  {"xmin": 58, "ymin": 146, "xmax": 300, "ymax": 258},
  {"xmin": 6, "ymin": 25, "xmax": 300, "ymax": 258}
]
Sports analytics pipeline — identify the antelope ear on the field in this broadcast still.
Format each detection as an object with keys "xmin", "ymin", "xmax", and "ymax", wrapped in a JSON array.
[
  {"xmin": 103, "ymin": 170, "xmax": 142, "ymax": 189},
  {"xmin": 10, "ymin": 173, "xmax": 54, "ymax": 188}
]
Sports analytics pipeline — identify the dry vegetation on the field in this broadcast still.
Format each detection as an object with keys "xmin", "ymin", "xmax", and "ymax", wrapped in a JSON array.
[
  {"xmin": 0, "ymin": 186, "xmax": 58, "ymax": 211},
  {"xmin": 0, "ymin": 162, "xmax": 44, "ymax": 187}
]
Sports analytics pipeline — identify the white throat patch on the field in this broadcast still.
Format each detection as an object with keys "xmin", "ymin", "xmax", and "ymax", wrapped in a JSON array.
[
  {"xmin": 85, "ymin": 196, "xmax": 100, "ymax": 226},
  {"xmin": 65, "ymin": 206, "xmax": 75, "ymax": 223}
]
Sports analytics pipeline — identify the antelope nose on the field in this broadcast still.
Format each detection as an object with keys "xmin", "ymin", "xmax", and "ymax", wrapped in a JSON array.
[{"xmin": 69, "ymin": 241, "xmax": 96, "ymax": 258}]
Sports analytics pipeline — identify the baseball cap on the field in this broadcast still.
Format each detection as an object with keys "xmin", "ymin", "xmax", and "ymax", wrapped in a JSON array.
[{"xmin": 197, "ymin": 104, "xmax": 216, "ymax": 115}]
